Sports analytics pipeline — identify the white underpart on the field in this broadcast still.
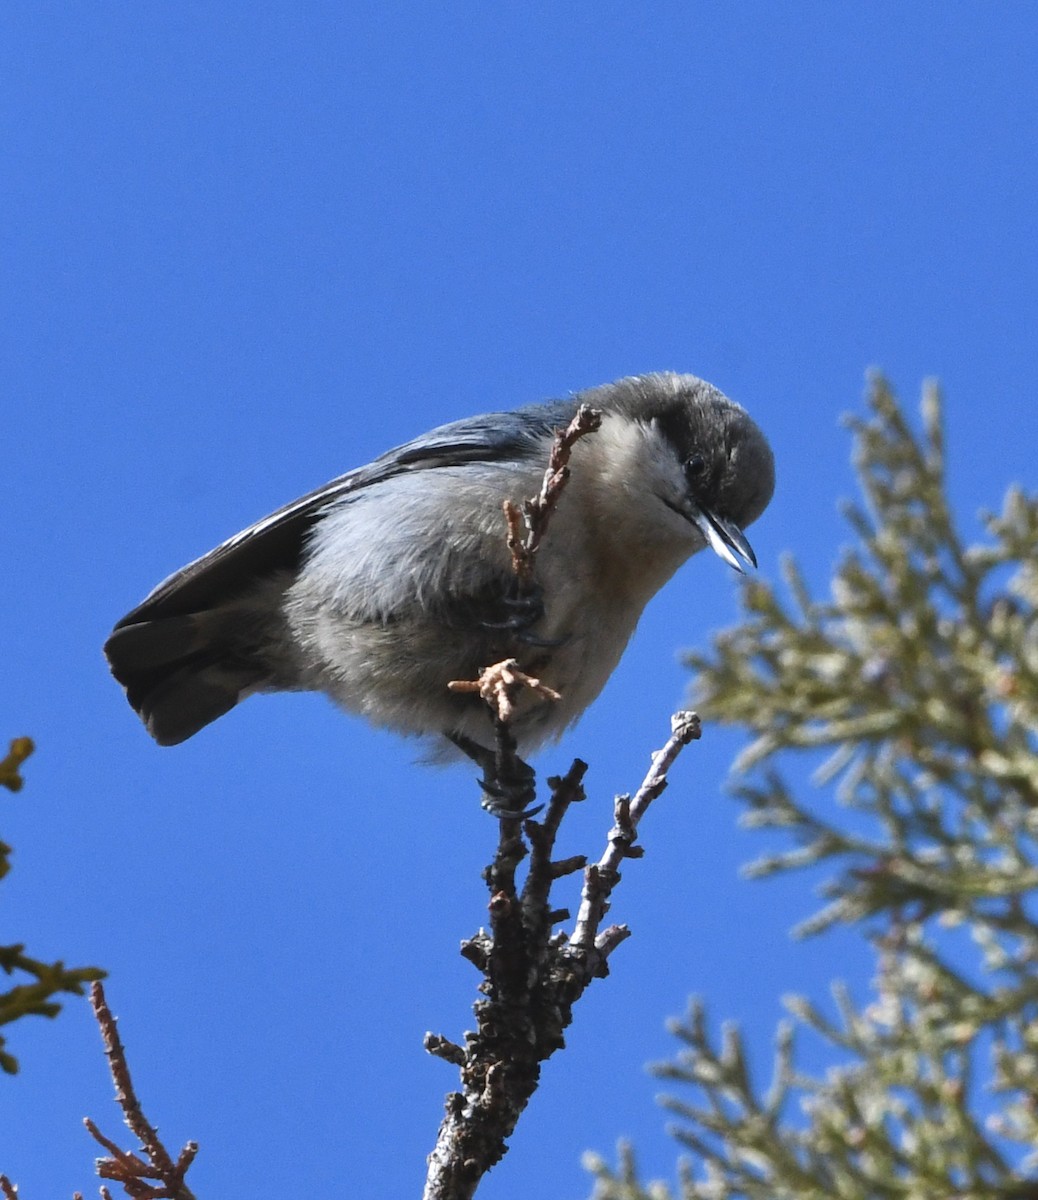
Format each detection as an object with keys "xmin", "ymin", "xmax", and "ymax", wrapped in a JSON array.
[{"xmin": 280, "ymin": 411, "xmax": 707, "ymax": 749}]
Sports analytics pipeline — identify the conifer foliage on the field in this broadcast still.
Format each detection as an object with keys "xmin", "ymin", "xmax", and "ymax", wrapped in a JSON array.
[
  {"xmin": 587, "ymin": 379, "xmax": 1038, "ymax": 1199},
  {"xmin": 0, "ymin": 737, "xmax": 104, "ymax": 1075}
]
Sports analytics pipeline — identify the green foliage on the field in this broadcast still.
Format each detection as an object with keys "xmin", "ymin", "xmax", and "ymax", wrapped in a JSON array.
[
  {"xmin": 586, "ymin": 379, "xmax": 1038, "ymax": 1199},
  {"xmin": 1, "ymin": 737, "xmax": 105, "ymax": 1075},
  {"xmin": 0, "ymin": 737, "xmax": 34, "ymax": 796}
]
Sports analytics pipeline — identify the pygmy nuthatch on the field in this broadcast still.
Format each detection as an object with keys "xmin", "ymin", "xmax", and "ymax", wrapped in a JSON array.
[{"xmin": 105, "ymin": 372, "xmax": 775, "ymax": 752}]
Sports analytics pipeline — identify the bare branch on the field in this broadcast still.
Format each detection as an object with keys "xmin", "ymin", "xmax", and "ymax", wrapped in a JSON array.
[
  {"xmin": 505, "ymin": 403, "xmax": 602, "ymax": 586},
  {"xmin": 423, "ymin": 714, "xmax": 698, "ymax": 1199},
  {"xmin": 572, "ymin": 710, "xmax": 702, "ymax": 949},
  {"xmin": 424, "ymin": 403, "xmax": 701, "ymax": 1196},
  {"xmin": 84, "ymin": 982, "xmax": 199, "ymax": 1200}
]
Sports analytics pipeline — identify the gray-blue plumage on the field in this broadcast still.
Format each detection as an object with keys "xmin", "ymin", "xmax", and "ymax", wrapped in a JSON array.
[{"xmin": 105, "ymin": 372, "xmax": 774, "ymax": 749}]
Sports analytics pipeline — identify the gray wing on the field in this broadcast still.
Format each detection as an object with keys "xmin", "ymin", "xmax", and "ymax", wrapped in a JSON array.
[{"xmin": 113, "ymin": 398, "xmax": 579, "ymax": 627}]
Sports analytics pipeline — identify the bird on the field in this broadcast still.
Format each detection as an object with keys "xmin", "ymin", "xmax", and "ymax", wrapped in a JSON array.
[{"xmin": 105, "ymin": 372, "xmax": 774, "ymax": 755}]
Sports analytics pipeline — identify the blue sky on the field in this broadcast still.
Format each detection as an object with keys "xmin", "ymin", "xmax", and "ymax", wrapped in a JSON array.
[{"xmin": 4, "ymin": 4, "xmax": 1037, "ymax": 1196}]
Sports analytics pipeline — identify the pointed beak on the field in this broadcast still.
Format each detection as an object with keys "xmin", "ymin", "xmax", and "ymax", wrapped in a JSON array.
[{"xmin": 692, "ymin": 506, "xmax": 757, "ymax": 573}]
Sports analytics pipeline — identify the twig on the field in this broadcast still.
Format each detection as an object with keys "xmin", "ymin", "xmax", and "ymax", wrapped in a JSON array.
[
  {"xmin": 425, "ymin": 402, "xmax": 700, "ymax": 1198},
  {"xmin": 505, "ymin": 403, "xmax": 602, "ymax": 586},
  {"xmin": 84, "ymin": 982, "xmax": 199, "ymax": 1200},
  {"xmin": 423, "ymin": 714, "xmax": 700, "ymax": 1200},
  {"xmin": 447, "ymin": 405, "xmax": 601, "ymax": 817},
  {"xmin": 521, "ymin": 760, "xmax": 589, "ymax": 927},
  {"xmin": 571, "ymin": 710, "xmax": 702, "ymax": 950}
]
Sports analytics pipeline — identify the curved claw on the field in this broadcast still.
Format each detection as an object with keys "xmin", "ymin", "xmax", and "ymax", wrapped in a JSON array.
[
  {"xmin": 480, "ymin": 585, "xmax": 546, "ymax": 634},
  {"xmin": 480, "ymin": 792, "xmax": 544, "ymax": 820},
  {"xmin": 447, "ymin": 730, "xmax": 540, "ymax": 820}
]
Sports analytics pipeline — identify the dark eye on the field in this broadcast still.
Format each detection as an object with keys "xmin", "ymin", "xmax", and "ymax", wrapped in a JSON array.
[{"xmin": 685, "ymin": 453, "xmax": 706, "ymax": 478}]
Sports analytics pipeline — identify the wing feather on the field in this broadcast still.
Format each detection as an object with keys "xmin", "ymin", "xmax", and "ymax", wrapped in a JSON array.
[{"xmin": 113, "ymin": 399, "xmax": 578, "ymax": 626}]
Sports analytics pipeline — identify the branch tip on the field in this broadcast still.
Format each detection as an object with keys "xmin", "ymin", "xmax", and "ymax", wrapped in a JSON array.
[{"xmin": 425, "ymin": 1033, "xmax": 467, "ymax": 1066}]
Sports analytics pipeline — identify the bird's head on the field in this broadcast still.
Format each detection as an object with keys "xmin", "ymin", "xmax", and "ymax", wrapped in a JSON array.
[{"xmin": 582, "ymin": 371, "xmax": 776, "ymax": 573}]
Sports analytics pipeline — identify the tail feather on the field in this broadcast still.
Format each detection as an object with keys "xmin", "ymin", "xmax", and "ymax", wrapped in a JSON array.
[{"xmin": 104, "ymin": 614, "xmax": 270, "ymax": 745}]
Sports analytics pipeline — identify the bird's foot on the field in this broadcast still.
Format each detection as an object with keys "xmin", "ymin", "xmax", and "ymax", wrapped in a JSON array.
[{"xmin": 446, "ymin": 729, "xmax": 543, "ymax": 820}]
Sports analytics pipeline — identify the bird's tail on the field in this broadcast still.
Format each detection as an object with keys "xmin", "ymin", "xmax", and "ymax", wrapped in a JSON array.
[{"xmin": 104, "ymin": 610, "xmax": 272, "ymax": 746}]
